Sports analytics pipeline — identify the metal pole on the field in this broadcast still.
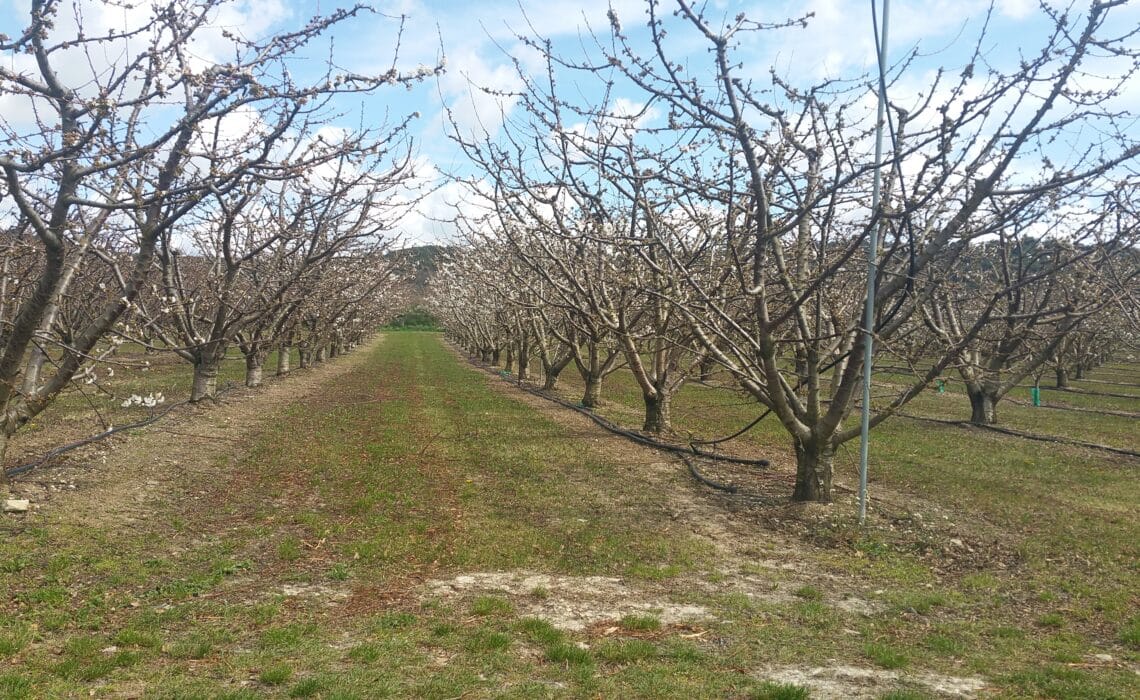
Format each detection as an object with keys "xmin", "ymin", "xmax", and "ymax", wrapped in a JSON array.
[{"xmin": 859, "ymin": 0, "xmax": 890, "ymax": 525}]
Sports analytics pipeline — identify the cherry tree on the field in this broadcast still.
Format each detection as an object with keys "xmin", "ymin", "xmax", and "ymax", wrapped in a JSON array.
[
  {"xmin": 0, "ymin": 0, "xmax": 441, "ymax": 481},
  {"xmin": 456, "ymin": 0, "xmax": 1138, "ymax": 501},
  {"xmin": 136, "ymin": 131, "xmax": 415, "ymax": 400},
  {"xmin": 921, "ymin": 211, "xmax": 1130, "ymax": 423}
]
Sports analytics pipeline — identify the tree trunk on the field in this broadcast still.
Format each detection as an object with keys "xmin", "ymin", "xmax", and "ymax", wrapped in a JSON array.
[
  {"xmin": 968, "ymin": 388, "xmax": 998, "ymax": 425},
  {"xmin": 642, "ymin": 392, "xmax": 671, "ymax": 433},
  {"xmin": 699, "ymin": 355, "xmax": 715, "ymax": 382},
  {"xmin": 299, "ymin": 349, "xmax": 311, "ymax": 369},
  {"xmin": 481, "ymin": 348, "xmax": 492, "ymax": 363},
  {"xmin": 505, "ymin": 346, "xmax": 514, "ymax": 373},
  {"xmin": 792, "ymin": 436, "xmax": 834, "ymax": 503},
  {"xmin": 276, "ymin": 345, "xmax": 291, "ymax": 376},
  {"xmin": 1074, "ymin": 364, "xmax": 1086, "ymax": 380},
  {"xmin": 1055, "ymin": 366, "xmax": 1069, "ymax": 389},
  {"xmin": 0, "ymin": 431, "xmax": 9, "ymax": 497},
  {"xmin": 191, "ymin": 359, "xmax": 220, "ymax": 402},
  {"xmin": 582, "ymin": 375, "xmax": 602, "ymax": 408},
  {"xmin": 245, "ymin": 354, "xmax": 264, "ymax": 388},
  {"xmin": 542, "ymin": 366, "xmax": 561, "ymax": 391},
  {"xmin": 21, "ymin": 240, "xmax": 88, "ymax": 396},
  {"xmin": 517, "ymin": 352, "xmax": 529, "ymax": 382},
  {"xmin": 315, "ymin": 346, "xmax": 327, "ymax": 363},
  {"xmin": 492, "ymin": 348, "xmax": 501, "ymax": 366}
]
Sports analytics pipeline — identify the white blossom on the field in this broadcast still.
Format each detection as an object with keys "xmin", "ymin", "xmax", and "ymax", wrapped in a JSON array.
[{"xmin": 119, "ymin": 392, "xmax": 165, "ymax": 408}]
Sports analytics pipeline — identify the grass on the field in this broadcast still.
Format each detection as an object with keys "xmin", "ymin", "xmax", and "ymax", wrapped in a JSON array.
[
  {"xmin": 2, "ymin": 333, "xmax": 1137, "ymax": 698},
  {"xmin": 619, "ymin": 614, "xmax": 662, "ymax": 631},
  {"xmin": 498, "ymin": 350, "xmax": 1140, "ymax": 698},
  {"xmin": 471, "ymin": 595, "xmax": 513, "ymax": 616},
  {"xmin": 1121, "ymin": 616, "xmax": 1140, "ymax": 649},
  {"xmin": 545, "ymin": 642, "xmax": 594, "ymax": 666},
  {"xmin": 259, "ymin": 664, "xmax": 293, "ymax": 685},
  {"xmin": 864, "ymin": 641, "xmax": 909, "ymax": 669},
  {"xmin": 750, "ymin": 681, "xmax": 811, "ymax": 700}
]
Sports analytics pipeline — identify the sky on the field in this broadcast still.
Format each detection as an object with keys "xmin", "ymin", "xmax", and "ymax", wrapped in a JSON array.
[{"xmin": 3, "ymin": 0, "xmax": 1139, "ymax": 244}]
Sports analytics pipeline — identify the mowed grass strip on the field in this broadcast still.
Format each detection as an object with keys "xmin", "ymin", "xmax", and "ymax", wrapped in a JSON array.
[{"xmin": 225, "ymin": 331, "xmax": 712, "ymax": 582}]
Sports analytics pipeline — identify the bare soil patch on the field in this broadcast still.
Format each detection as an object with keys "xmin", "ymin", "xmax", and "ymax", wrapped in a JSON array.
[
  {"xmin": 425, "ymin": 571, "xmax": 712, "ymax": 631},
  {"xmin": 760, "ymin": 664, "xmax": 987, "ymax": 699}
]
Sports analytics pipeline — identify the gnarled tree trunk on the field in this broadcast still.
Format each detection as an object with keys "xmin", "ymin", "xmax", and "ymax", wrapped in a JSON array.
[
  {"xmin": 792, "ymin": 436, "xmax": 834, "ymax": 503},
  {"xmin": 699, "ymin": 354, "xmax": 715, "ymax": 382},
  {"xmin": 245, "ymin": 352, "xmax": 266, "ymax": 388},
  {"xmin": 582, "ymin": 374, "xmax": 602, "ymax": 408},
  {"xmin": 541, "ymin": 354, "xmax": 572, "ymax": 390},
  {"xmin": 968, "ymin": 388, "xmax": 998, "ymax": 425},
  {"xmin": 542, "ymin": 367, "xmax": 561, "ymax": 390},
  {"xmin": 642, "ymin": 392, "xmax": 671, "ymax": 433},
  {"xmin": 0, "ymin": 432, "xmax": 10, "ymax": 495}
]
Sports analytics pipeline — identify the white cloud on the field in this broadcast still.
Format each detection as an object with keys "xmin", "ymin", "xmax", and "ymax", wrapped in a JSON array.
[
  {"xmin": 434, "ymin": 46, "xmax": 524, "ymax": 139},
  {"xmin": 995, "ymin": 0, "xmax": 1036, "ymax": 20}
]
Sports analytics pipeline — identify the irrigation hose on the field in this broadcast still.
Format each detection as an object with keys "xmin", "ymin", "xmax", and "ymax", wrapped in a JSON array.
[
  {"xmin": 4, "ymin": 382, "xmax": 239, "ymax": 480},
  {"xmin": 896, "ymin": 412, "xmax": 1139, "ymax": 459},
  {"xmin": 500, "ymin": 365, "xmax": 769, "ymax": 467},
  {"xmin": 454, "ymin": 345, "xmax": 772, "ymax": 497},
  {"xmin": 679, "ymin": 453, "xmax": 739, "ymax": 494}
]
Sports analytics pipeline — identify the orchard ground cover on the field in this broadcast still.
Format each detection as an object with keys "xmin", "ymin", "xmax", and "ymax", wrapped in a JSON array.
[{"xmin": 0, "ymin": 332, "xmax": 1136, "ymax": 698}]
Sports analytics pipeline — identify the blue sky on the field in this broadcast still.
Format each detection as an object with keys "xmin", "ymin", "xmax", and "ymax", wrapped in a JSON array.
[
  {"xmin": 328, "ymin": 0, "xmax": 1140, "ymax": 243},
  {"xmin": 4, "ymin": 0, "xmax": 1138, "ymax": 243}
]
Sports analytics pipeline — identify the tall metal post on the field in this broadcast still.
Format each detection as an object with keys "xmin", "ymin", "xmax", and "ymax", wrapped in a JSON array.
[{"xmin": 858, "ymin": 0, "xmax": 891, "ymax": 525}]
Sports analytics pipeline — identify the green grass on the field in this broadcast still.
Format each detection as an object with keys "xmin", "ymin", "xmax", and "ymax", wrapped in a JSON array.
[
  {"xmin": 2, "ymin": 333, "xmax": 1137, "ymax": 699},
  {"xmin": 594, "ymin": 638, "xmax": 658, "ymax": 663},
  {"xmin": 750, "ymin": 681, "xmax": 811, "ymax": 700},
  {"xmin": 864, "ymin": 641, "xmax": 909, "ymax": 669},
  {"xmin": 1121, "ymin": 616, "xmax": 1140, "ymax": 649},
  {"xmin": 545, "ymin": 642, "xmax": 594, "ymax": 666},
  {"xmin": 471, "ymin": 595, "xmax": 513, "ymax": 616},
  {"xmin": 619, "ymin": 614, "xmax": 662, "ymax": 631},
  {"xmin": 259, "ymin": 664, "xmax": 293, "ymax": 685}
]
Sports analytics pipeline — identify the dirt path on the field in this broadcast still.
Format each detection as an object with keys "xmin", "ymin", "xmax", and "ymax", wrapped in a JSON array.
[{"xmin": 6, "ymin": 335, "xmax": 385, "ymax": 531}]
